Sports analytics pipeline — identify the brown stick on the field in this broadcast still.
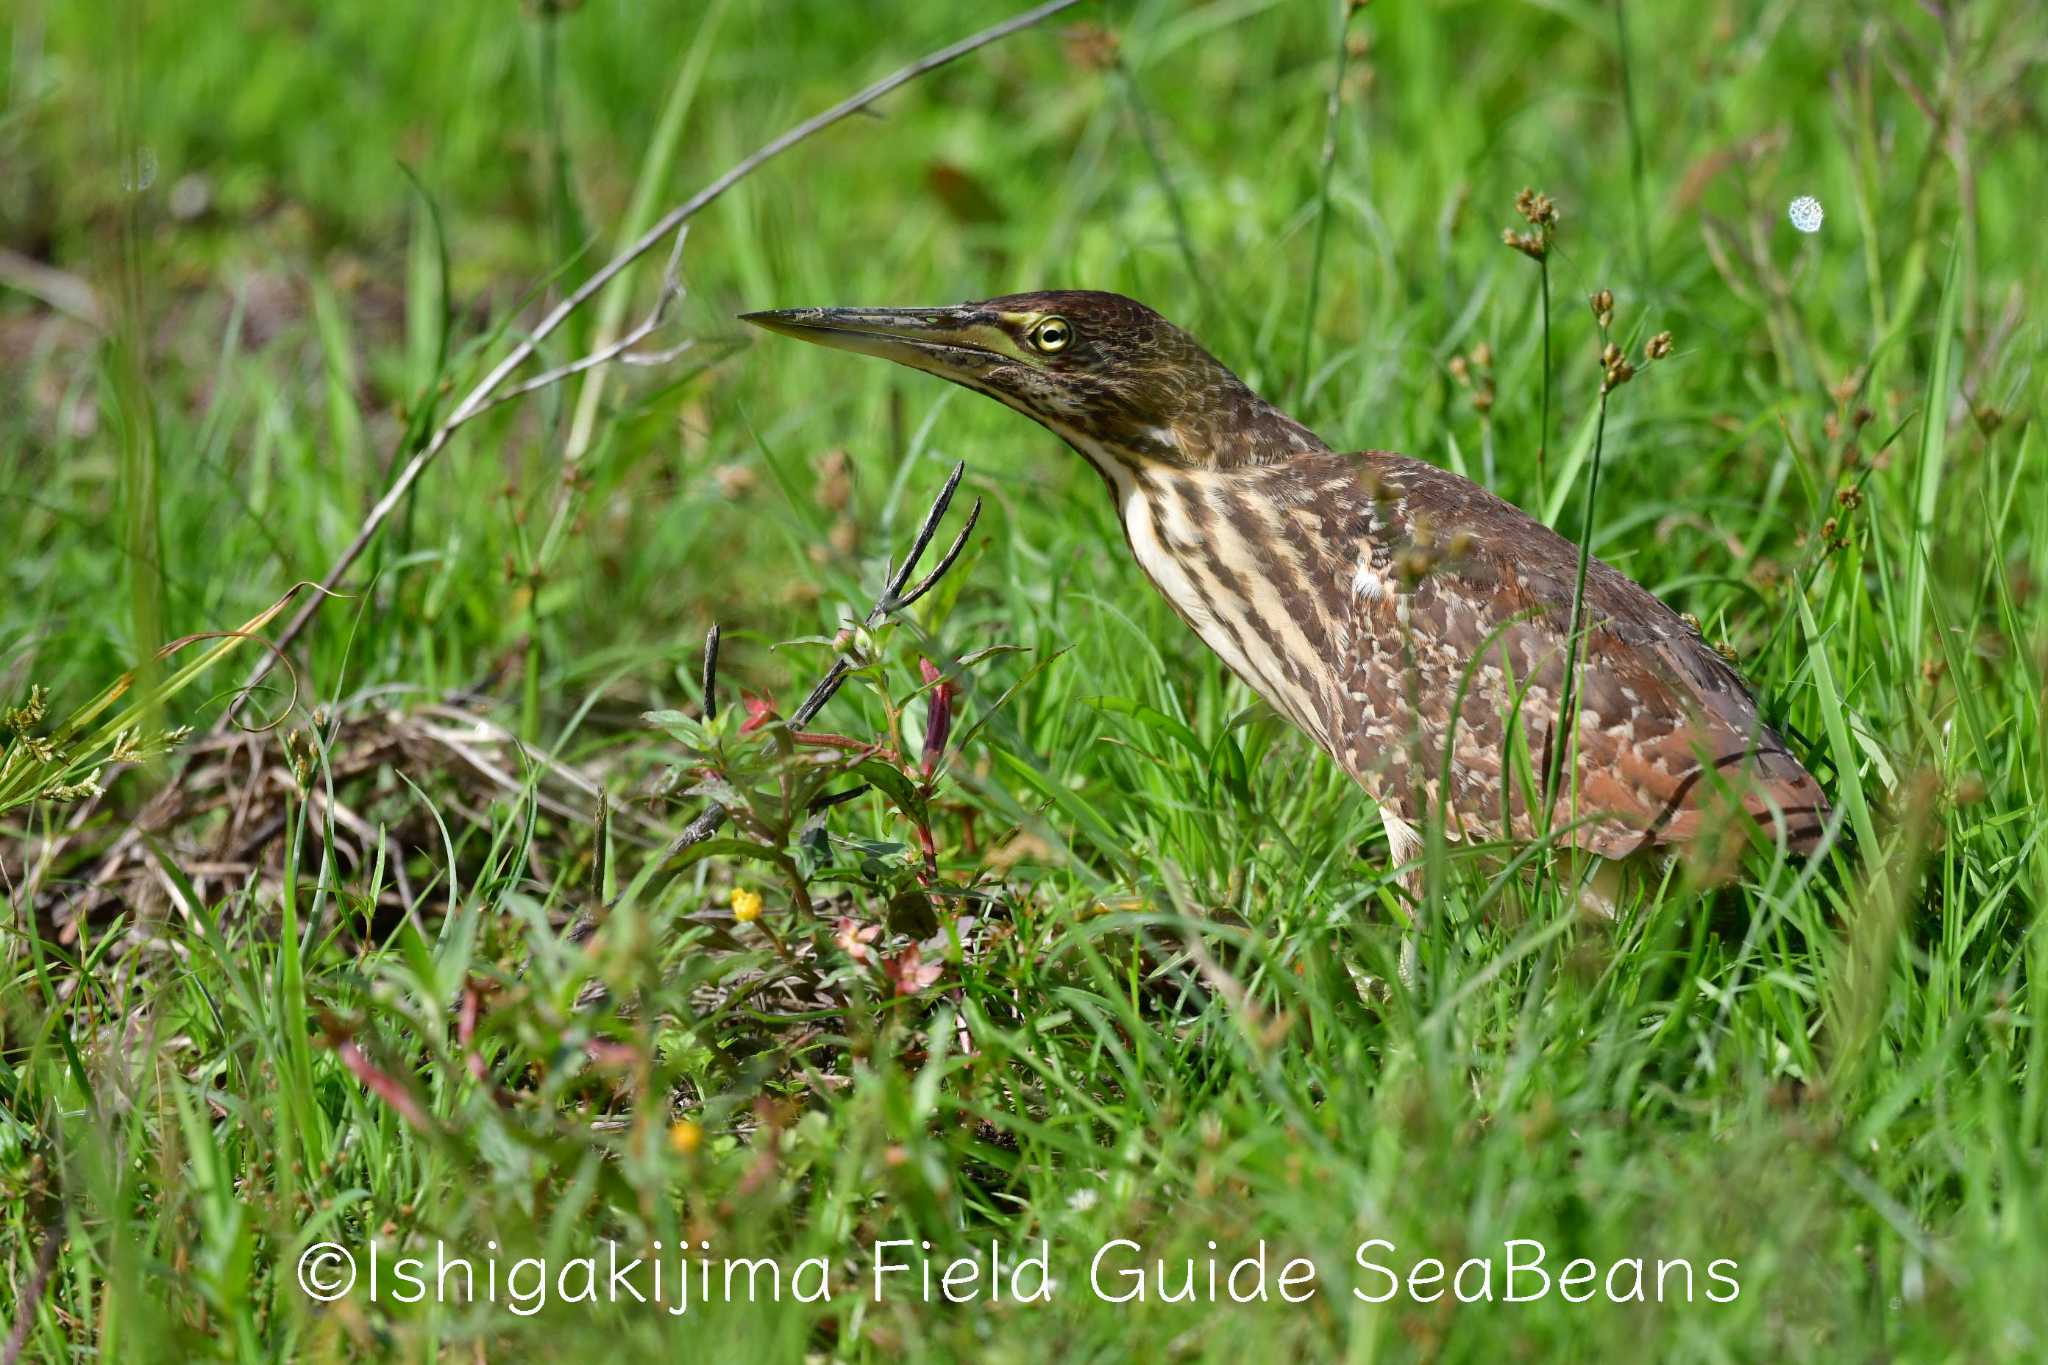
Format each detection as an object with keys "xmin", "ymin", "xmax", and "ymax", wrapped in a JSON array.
[{"xmin": 228, "ymin": 0, "xmax": 1081, "ymax": 713}]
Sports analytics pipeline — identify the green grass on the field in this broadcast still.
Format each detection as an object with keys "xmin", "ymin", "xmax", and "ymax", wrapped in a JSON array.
[{"xmin": 4, "ymin": 0, "xmax": 2045, "ymax": 1359}]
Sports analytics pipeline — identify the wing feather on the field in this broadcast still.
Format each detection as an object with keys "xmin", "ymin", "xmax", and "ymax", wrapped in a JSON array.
[{"xmin": 1310, "ymin": 450, "xmax": 1829, "ymax": 857}]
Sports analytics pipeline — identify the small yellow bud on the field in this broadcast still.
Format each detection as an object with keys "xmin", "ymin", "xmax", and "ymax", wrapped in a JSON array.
[
  {"xmin": 730, "ymin": 888, "xmax": 764, "ymax": 923},
  {"xmin": 669, "ymin": 1120, "xmax": 702, "ymax": 1156}
]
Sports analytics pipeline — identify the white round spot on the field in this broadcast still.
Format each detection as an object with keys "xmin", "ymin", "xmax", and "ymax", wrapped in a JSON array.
[{"xmin": 1788, "ymin": 195, "xmax": 1824, "ymax": 234}]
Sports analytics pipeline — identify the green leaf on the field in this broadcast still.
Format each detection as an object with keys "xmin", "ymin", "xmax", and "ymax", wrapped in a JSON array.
[
  {"xmin": 886, "ymin": 889, "xmax": 940, "ymax": 940},
  {"xmin": 1798, "ymin": 591, "xmax": 1879, "ymax": 857},
  {"xmin": 1902, "ymin": 238, "xmax": 1959, "ymax": 655},
  {"xmin": 855, "ymin": 759, "xmax": 926, "ymax": 822},
  {"xmin": 660, "ymin": 835, "xmax": 782, "ymax": 873}
]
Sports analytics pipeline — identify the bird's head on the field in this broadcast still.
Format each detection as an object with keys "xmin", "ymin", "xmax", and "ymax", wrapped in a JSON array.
[{"xmin": 741, "ymin": 290, "xmax": 1324, "ymax": 472}]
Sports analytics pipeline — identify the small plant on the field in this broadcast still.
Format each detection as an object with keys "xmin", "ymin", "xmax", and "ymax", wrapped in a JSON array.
[
  {"xmin": 637, "ymin": 464, "xmax": 1004, "ymax": 997},
  {"xmin": 0, "ymin": 588, "xmax": 306, "ymax": 818},
  {"xmin": 1503, "ymin": 186, "xmax": 1562, "ymax": 498}
]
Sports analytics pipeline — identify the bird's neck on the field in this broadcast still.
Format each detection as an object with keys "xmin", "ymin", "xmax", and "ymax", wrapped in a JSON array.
[
  {"xmin": 1054, "ymin": 392, "xmax": 1330, "ymax": 481},
  {"xmin": 1201, "ymin": 397, "xmax": 1331, "ymax": 468},
  {"xmin": 1156, "ymin": 374, "xmax": 1332, "ymax": 469}
]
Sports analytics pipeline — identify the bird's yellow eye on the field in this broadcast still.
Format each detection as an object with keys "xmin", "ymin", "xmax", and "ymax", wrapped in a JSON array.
[{"xmin": 1029, "ymin": 316, "xmax": 1073, "ymax": 354}]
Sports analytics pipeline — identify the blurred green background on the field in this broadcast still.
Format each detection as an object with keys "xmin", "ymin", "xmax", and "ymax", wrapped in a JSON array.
[{"xmin": 3, "ymin": 0, "xmax": 2044, "ymax": 1359}]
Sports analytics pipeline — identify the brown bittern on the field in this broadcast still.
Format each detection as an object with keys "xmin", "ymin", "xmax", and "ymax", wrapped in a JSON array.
[{"xmin": 742, "ymin": 291, "xmax": 1827, "ymax": 881}]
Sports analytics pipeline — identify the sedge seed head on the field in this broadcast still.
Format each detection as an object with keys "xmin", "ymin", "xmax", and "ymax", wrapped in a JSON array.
[{"xmin": 1589, "ymin": 289, "xmax": 1615, "ymax": 328}]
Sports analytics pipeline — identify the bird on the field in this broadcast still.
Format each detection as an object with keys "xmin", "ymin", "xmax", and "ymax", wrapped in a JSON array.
[{"xmin": 742, "ymin": 291, "xmax": 1829, "ymax": 891}]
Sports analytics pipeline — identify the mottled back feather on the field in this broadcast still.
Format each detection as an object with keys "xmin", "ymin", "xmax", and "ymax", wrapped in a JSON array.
[{"xmin": 1120, "ymin": 447, "xmax": 1829, "ymax": 858}]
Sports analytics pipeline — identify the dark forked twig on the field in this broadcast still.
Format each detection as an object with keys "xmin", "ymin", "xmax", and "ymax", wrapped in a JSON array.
[
  {"xmin": 648, "ymin": 463, "xmax": 981, "ymax": 871},
  {"xmin": 786, "ymin": 462, "xmax": 981, "ymax": 729}
]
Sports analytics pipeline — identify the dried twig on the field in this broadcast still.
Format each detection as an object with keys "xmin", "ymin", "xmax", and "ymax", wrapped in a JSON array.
[
  {"xmin": 228, "ymin": 0, "xmax": 1080, "ymax": 713},
  {"xmin": 26, "ymin": 693, "xmax": 671, "ymax": 931},
  {"xmin": 0, "ymin": 244, "xmax": 101, "ymax": 328},
  {"xmin": 464, "ymin": 227, "xmax": 696, "ymax": 420}
]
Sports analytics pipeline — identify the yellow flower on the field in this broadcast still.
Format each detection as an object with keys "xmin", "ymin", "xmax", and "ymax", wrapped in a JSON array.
[
  {"xmin": 730, "ymin": 888, "xmax": 763, "ymax": 923},
  {"xmin": 668, "ymin": 1119, "xmax": 702, "ymax": 1156}
]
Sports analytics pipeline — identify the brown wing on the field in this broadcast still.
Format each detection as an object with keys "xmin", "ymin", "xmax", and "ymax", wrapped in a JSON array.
[{"xmin": 1309, "ymin": 450, "xmax": 1828, "ymax": 858}]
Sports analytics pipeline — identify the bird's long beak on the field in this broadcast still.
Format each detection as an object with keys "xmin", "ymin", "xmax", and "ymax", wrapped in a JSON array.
[{"xmin": 739, "ymin": 306, "xmax": 1014, "ymax": 380}]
